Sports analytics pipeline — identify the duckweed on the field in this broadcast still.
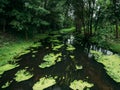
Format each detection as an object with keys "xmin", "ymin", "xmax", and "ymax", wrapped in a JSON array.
[
  {"xmin": 66, "ymin": 45, "xmax": 75, "ymax": 51},
  {"xmin": 0, "ymin": 64, "xmax": 19, "ymax": 76},
  {"xmin": 14, "ymin": 69, "xmax": 33, "ymax": 82},
  {"xmin": 2, "ymin": 81, "xmax": 12, "ymax": 88},
  {"xmin": 39, "ymin": 53, "xmax": 62, "ymax": 68},
  {"xmin": 52, "ymin": 44, "xmax": 64, "ymax": 51},
  {"xmin": 70, "ymin": 80, "xmax": 94, "ymax": 90},
  {"xmin": 33, "ymin": 77, "xmax": 56, "ymax": 90}
]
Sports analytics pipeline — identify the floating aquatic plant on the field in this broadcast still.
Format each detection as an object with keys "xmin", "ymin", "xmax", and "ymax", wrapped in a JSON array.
[
  {"xmin": 70, "ymin": 80, "xmax": 94, "ymax": 90},
  {"xmin": 75, "ymin": 65, "xmax": 83, "ymax": 70},
  {"xmin": 52, "ymin": 44, "xmax": 63, "ymax": 51},
  {"xmin": 0, "ymin": 64, "xmax": 19, "ymax": 76},
  {"xmin": 33, "ymin": 77, "xmax": 56, "ymax": 90},
  {"xmin": 66, "ymin": 45, "xmax": 75, "ymax": 51},
  {"xmin": 2, "ymin": 81, "xmax": 12, "ymax": 88},
  {"xmin": 39, "ymin": 53, "xmax": 62, "ymax": 68},
  {"xmin": 14, "ymin": 69, "xmax": 33, "ymax": 82}
]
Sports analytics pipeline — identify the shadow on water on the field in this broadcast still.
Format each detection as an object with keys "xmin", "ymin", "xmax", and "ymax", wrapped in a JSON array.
[{"xmin": 0, "ymin": 34, "xmax": 120, "ymax": 90}]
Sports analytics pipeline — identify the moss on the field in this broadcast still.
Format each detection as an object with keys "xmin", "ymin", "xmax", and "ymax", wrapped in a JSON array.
[
  {"xmin": 39, "ymin": 53, "xmax": 62, "ymax": 68},
  {"xmin": 91, "ymin": 50, "xmax": 120, "ymax": 83},
  {"xmin": 66, "ymin": 45, "xmax": 75, "ymax": 51},
  {"xmin": 70, "ymin": 80, "xmax": 94, "ymax": 90},
  {"xmin": 33, "ymin": 77, "xmax": 56, "ymax": 90},
  {"xmin": 14, "ymin": 69, "xmax": 33, "ymax": 82},
  {"xmin": 0, "ymin": 64, "xmax": 19, "ymax": 76}
]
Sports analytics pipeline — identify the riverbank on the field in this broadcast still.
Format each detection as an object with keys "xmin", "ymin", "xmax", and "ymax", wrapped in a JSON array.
[
  {"xmin": 0, "ymin": 31, "xmax": 48, "ymax": 67},
  {"xmin": 0, "ymin": 27, "xmax": 75, "ymax": 67}
]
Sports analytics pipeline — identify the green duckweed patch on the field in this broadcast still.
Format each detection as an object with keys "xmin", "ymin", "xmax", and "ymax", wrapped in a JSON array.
[
  {"xmin": 70, "ymin": 80, "xmax": 94, "ymax": 90},
  {"xmin": 33, "ymin": 77, "xmax": 56, "ymax": 90},
  {"xmin": 2, "ymin": 81, "xmax": 12, "ymax": 88},
  {"xmin": 70, "ymin": 55, "xmax": 75, "ymax": 59},
  {"xmin": 91, "ymin": 50, "xmax": 120, "ymax": 83},
  {"xmin": 14, "ymin": 69, "xmax": 33, "ymax": 82},
  {"xmin": 52, "ymin": 44, "xmax": 64, "ymax": 51},
  {"xmin": 0, "ymin": 64, "xmax": 19, "ymax": 76},
  {"xmin": 66, "ymin": 45, "xmax": 75, "ymax": 51},
  {"xmin": 39, "ymin": 53, "xmax": 62, "ymax": 68}
]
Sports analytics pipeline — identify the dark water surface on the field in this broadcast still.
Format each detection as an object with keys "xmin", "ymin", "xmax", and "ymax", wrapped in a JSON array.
[{"xmin": 0, "ymin": 34, "xmax": 120, "ymax": 90}]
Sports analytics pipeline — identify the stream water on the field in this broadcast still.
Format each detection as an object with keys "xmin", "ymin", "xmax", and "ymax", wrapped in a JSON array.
[{"xmin": 0, "ymin": 33, "xmax": 120, "ymax": 90}]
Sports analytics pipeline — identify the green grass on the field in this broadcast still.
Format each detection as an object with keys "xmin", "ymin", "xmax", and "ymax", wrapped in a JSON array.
[
  {"xmin": 0, "ymin": 33, "xmax": 48, "ymax": 67},
  {"xmin": 91, "ymin": 50, "xmax": 120, "ymax": 83}
]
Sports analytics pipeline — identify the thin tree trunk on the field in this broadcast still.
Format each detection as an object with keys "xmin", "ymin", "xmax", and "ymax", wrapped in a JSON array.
[
  {"xmin": 115, "ymin": 20, "xmax": 119, "ymax": 38},
  {"xmin": 3, "ymin": 19, "xmax": 6, "ymax": 32},
  {"xmin": 25, "ymin": 30, "xmax": 28, "ymax": 40}
]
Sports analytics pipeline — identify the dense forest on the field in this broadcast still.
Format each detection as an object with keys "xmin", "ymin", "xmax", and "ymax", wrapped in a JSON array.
[{"xmin": 0, "ymin": 0, "xmax": 120, "ymax": 90}]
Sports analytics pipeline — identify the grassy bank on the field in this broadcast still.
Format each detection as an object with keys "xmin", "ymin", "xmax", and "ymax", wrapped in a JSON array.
[
  {"xmin": 91, "ymin": 50, "xmax": 120, "ymax": 83},
  {"xmin": 0, "ymin": 32, "xmax": 49, "ymax": 67}
]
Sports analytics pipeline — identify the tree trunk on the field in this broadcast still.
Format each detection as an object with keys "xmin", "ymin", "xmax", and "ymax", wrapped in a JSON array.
[
  {"xmin": 115, "ymin": 20, "xmax": 119, "ymax": 38},
  {"xmin": 25, "ymin": 30, "xmax": 28, "ymax": 40},
  {"xmin": 3, "ymin": 19, "xmax": 6, "ymax": 32}
]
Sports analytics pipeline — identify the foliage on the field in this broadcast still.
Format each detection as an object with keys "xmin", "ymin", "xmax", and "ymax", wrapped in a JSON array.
[
  {"xmin": 33, "ymin": 77, "xmax": 56, "ymax": 90},
  {"xmin": 60, "ymin": 27, "xmax": 75, "ymax": 34},
  {"xmin": 109, "ymin": 41, "xmax": 120, "ymax": 53},
  {"xmin": 70, "ymin": 80, "xmax": 94, "ymax": 90},
  {"xmin": 14, "ymin": 69, "xmax": 33, "ymax": 82}
]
